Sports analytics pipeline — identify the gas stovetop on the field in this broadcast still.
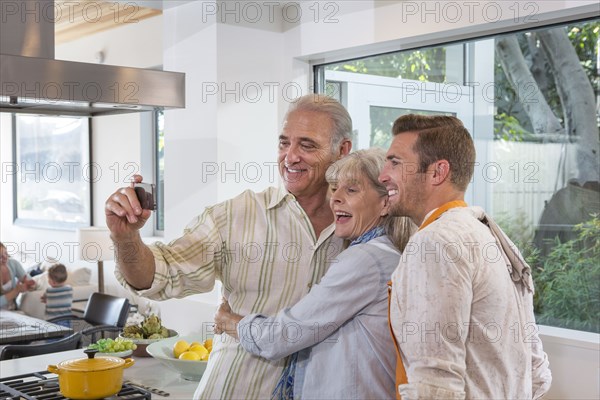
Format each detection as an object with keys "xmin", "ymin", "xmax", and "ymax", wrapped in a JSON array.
[{"xmin": 0, "ymin": 371, "xmax": 151, "ymax": 400}]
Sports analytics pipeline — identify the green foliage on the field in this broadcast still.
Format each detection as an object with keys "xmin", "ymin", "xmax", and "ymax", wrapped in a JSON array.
[
  {"xmin": 493, "ymin": 113, "xmax": 534, "ymax": 141},
  {"xmin": 568, "ymin": 23, "xmax": 600, "ymax": 86},
  {"xmin": 496, "ymin": 210, "xmax": 535, "ymax": 246},
  {"xmin": 369, "ymin": 107, "xmax": 454, "ymax": 149},
  {"xmin": 327, "ymin": 48, "xmax": 447, "ymax": 83},
  {"xmin": 532, "ymin": 215, "xmax": 600, "ymax": 333}
]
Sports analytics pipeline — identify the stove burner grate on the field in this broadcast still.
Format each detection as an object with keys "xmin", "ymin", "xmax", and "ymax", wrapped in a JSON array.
[{"xmin": 0, "ymin": 371, "xmax": 151, "ymax": 400}]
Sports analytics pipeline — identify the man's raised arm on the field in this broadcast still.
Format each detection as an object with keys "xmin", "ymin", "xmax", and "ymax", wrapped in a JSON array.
[{"xmin": 105, "ymin": 174, "xmax": 155, "ymax": 290}]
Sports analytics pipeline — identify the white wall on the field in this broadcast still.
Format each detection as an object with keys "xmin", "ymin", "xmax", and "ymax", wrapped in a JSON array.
[
  {"xmin": 162, "ymin": 2, "xmax": 286, "ymax": 238},
  {"xmin": 162, "ymin": 1, "xmax": 219, "ymax": 238}
]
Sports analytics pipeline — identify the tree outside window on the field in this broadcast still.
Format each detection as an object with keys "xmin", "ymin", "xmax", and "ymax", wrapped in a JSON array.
[{"xmin": 317, "ymin": 19, "xmax": 600, "ymax": 333}]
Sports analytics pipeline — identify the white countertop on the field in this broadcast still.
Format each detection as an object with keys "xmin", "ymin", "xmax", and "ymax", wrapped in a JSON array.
[{"xmin": 0, "ymin": 349, "xmax": 200, "ymax": 399}]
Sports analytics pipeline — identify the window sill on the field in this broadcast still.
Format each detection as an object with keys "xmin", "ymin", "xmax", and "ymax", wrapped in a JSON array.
[{"xmin": 539, "ymin": 325, "xmax": 599, "ymax": 351}]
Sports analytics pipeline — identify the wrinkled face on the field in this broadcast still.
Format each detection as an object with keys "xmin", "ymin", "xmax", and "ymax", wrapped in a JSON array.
[
  {"xmin": 278, "ymin": 110, "xmax": 340, "ymax": 198},
  {"xmin": 379, "ymin": 132, "xmax": 428, "ymax": 221},
  {"xmin": 329, "ymin": 175, "xmax": 388, "ymax": 241}
]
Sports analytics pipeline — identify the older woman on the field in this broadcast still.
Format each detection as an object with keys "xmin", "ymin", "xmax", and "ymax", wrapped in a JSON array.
[
  {"xmin": 0, "ymin": 242, "xmax": 35, "ymax": 310},
  {"xmin": 215, "ymin": 148, "xmax": 415, "ymax": 400}
]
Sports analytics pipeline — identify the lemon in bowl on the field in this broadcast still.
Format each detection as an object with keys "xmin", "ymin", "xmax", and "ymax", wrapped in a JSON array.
[{"xmin": 146, "ymin": 334, "xmax": 212, "ymax": 381}]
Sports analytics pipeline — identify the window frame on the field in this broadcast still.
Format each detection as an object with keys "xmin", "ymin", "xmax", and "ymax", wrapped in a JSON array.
[
  {"xmin": 311, "ymin": 6, "xmax": 599, "ymax": 79},
  {"xmin": 154, "ymin": 109, "xmax": 165, "ymax": 234},
  {"xmin": 312, "ymin": 9, "xmax": 599, "ymax": 336}
]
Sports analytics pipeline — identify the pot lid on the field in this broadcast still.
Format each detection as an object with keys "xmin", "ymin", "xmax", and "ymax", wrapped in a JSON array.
[{"xmin": 57, "ymin": 349, "xmax": 125, "ymax": 372}]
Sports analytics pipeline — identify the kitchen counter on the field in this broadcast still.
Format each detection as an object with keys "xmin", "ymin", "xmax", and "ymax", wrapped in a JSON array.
[{"xmin": 0, "ymin": 349, "xmax": 199, "ymax": 399}]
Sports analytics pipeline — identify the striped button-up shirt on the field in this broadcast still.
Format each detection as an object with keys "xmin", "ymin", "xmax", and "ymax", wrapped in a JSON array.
[{"xmin": 116, "ymin": 186, "xmax": 343, "ymax": 399}]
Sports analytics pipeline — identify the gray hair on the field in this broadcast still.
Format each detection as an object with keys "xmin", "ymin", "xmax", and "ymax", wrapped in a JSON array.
[
  {"xmin": 285, "ymin": 94, "xmax": 352, "ymax": 150},
  {"xmin": 325, "ymin": 148, "xmax": 415, "ymax": 252}
]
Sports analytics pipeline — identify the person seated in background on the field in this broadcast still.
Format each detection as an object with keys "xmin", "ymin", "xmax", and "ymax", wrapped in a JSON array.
[
  {"xmin": 215, "ymin": 148, "xmax": 415, "ymax": 400},
  {"xmin": 0, "ymin": 242, "xmax": 35, "ymax": 310},
  {"xmin": 41, "ymin": 264, "xmax": 73, "ymax": 324}
]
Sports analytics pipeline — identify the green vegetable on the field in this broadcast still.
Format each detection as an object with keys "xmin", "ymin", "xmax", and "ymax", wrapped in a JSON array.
[
  {"xmin": 122, "ymin": 314, "xmax": 171, "ymax": 339},
  {"xmin": 89, "ymin": 337, "xmax": 137, "ymax": 353}
]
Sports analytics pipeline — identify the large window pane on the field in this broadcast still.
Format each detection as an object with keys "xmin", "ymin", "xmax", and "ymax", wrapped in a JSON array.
[
  {"xmin": 13, "ymin": 115, "xmax": 91, "ymax": 230},
  {"xmin": 316, "ymin": 19, "xmax": 600, "ymax": 333}
]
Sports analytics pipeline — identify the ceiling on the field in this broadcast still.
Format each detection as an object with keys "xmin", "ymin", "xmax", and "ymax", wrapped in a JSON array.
[{"xmin": 55, "ymin": 0, "xmax": 162, "ymax": 45}]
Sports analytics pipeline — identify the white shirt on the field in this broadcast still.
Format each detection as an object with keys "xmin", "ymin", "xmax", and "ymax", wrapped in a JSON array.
[{"xmin": 390, "ymin": 206, "xmax": 552, "ymax": 399}]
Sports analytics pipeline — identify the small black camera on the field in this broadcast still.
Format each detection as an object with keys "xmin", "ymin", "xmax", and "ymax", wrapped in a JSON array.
[{"xmin": 134, "ymin": 183, "xmax": 156, "ymax": 211}]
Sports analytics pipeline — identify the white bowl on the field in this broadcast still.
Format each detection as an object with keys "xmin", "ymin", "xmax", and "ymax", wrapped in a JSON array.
[
  {"xmin": 120, "ymin": 329, "xmax": 178, "ymax": 357},
  {"xmin": 146, "ymin": 334, "xmax": 210, "ymax": 381},
  {"xmin": 96, "ymin": 349, "xmax": 133, "ymax": 358}
]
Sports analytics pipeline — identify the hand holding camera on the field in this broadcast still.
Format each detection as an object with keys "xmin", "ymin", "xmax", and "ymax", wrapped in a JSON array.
[
  {"xmin": 105, "ymin": 175, "xmax": 155, "ymax": 239},
  {"xmin": 134, "ymin": 182, "xmax": 157, "ymax": 211}
]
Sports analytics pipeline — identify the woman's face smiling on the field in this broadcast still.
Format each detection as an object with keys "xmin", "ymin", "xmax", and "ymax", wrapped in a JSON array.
[{"xmin": 329, "ymin": 175, "xmax": 389, "ymax": 241}]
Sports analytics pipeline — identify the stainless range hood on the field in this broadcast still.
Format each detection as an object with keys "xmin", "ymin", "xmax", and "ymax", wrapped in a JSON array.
[{"xmin": 0, "ymin": 0, "xmax": 185, "ymax": 117}]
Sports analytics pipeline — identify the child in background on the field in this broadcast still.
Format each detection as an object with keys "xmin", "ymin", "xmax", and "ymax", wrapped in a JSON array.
[{"xmin": 42, "ymin": 264, "xmax": 73, "ymax": 324}]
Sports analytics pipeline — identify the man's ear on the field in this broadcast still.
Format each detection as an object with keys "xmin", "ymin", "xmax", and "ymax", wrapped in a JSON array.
[
  {"xmin": 338, "ymin": 140, "xmax": 352, "ymax": 159},
  {"xmin": 431, "ymin": 160, "xmax": 451, "ymax": 186}
]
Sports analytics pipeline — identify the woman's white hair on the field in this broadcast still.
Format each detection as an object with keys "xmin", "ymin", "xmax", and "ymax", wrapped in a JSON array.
[{"xmin": 325, "ymin": 148, "xmax": 415, "ymax": 251}]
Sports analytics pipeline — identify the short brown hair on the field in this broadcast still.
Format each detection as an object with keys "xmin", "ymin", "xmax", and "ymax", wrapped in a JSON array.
[
  {"xmin": 48, "ymin": 263, "xmax": 68, "ymax": 284},
  {"xmin": 392, "ymin": 114, "xmax": 475, "ymax": 191}
]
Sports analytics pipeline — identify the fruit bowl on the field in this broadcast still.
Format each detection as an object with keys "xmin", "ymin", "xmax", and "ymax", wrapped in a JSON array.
[
  {"xmin": 120, "ymin": 329, "xmax": 178, "ymax": 357},
  {"xmin": 146, "ymin": 335, "xmax": 210, "ymax": 381}
]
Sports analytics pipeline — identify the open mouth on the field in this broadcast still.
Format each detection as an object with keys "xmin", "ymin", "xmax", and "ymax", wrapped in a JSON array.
[
  {"xmin": 335, "ymin": 211, "xmax": 352, "ymax": 223},
  {"xmin": 388, "ymin": 189, "xmax": 399, "ymax": 198}
]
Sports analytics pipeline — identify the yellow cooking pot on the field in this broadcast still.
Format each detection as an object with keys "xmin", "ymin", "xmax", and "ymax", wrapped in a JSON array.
[{"xmin": 47, "ymin": 349, "xmax": 135, "ymax": 399}]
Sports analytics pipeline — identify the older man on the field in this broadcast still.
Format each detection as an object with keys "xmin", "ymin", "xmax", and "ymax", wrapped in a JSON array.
[
  {"xmin": 379, "ymin": 114, "xmax": 551, "ymax": 399},
  {"xmin": 105, "ymin": 94, "xmax": 352, "ymax": 399}
]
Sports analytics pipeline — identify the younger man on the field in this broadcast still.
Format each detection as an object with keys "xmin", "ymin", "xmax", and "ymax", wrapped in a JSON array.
[{"xmin": 379, "ymin": 115, "xmax": 552, "ymax": 399}]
